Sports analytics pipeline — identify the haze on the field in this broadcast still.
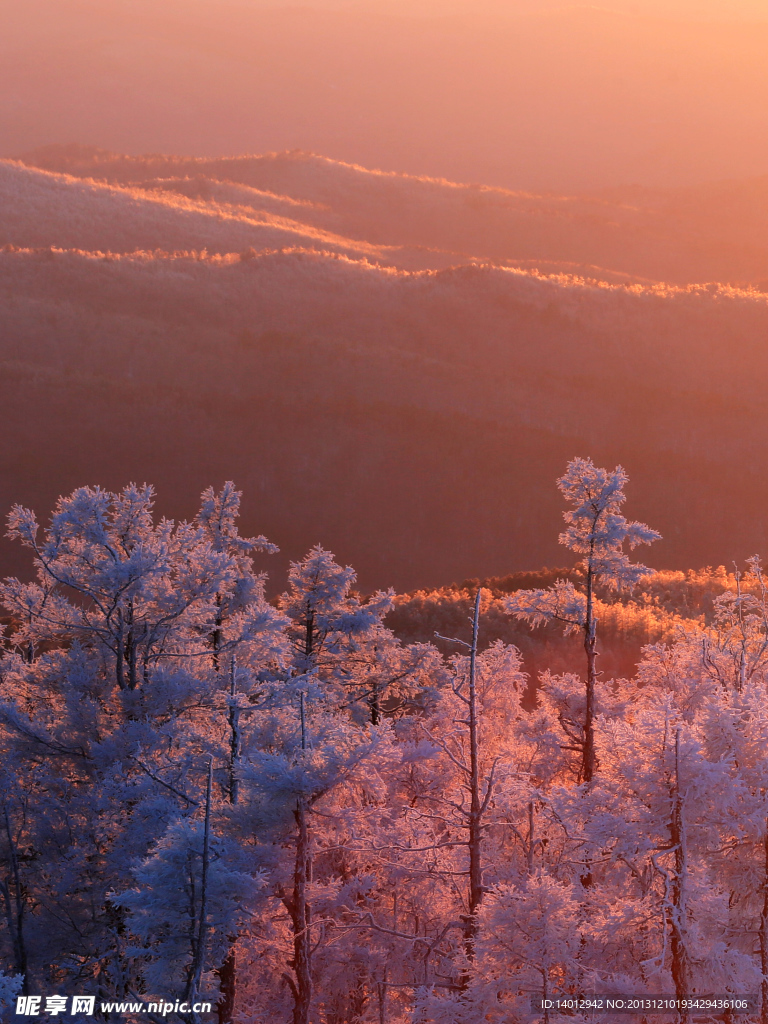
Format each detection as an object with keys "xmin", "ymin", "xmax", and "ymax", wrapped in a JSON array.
[
  {"xmin": 5, "ymin": 0, "xmax": 768, "ymax": 190},
  {"xmin": 5, "ymin": 0, "xmax": 768, "ymax": 590}
]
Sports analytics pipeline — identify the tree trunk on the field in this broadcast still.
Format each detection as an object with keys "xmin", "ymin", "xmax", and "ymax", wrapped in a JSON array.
[
  {"xmin": 582, "ymin": 562, "xmax": 597, "ymax": 787},
  {"xmin": 125, "ymin": 599, "xmax": 138, "ymax": 691},
  {"xmin": 349, "ymin": 967, "xmax": 368, "ymax": 1022},
  {"xmin": 218, "ymin": 660, "xmax": 240, "ymax": 1020},
  {"xmin": 376, "ymin": 970, "xmax": 388, "ymax": 1024},
  {"xmin": 286, "ymin": 609, "xmax": 314, "ymax": 1024},
  {"xmin": 760, "ymin": 824, "xmax": 768, "ymax": 1024},
  {"xmin": 227, "ymin": 661, "xmax": 241, "ymax": 807},
  {"xmin": 303, "ymin": 607, "xmax": 315, "ymax": 667},
  {"xmin": 212, "ymin": 594, "xmax": 223, "ymax": 672},
  {"xmin": 669, "ymin": 729, "xmax": 691, "ymax": 1024},
  {"xmin": 126, "ymin": 628, "xmax": 137, "ymax": 691},
  {"xmin": 216, "ymin": 953, "xmax": 236, "ymax": 1024},
  {"xmin": 463, "ymin": 589, "xmax": 484, "ymax": 983},
  {"xmin": 541, "ymin": 968, "xmax": 550, "ymax": 1024},
  {"xmin": 527, "ymin": 800, "xmax": 536, "ymax": 876},
  {"xmin": 115, "ymin": 615, "xmax": 126, "ymax": 691},
  {"xmin": 1, "ymin": 805, "xmax": 28, "ymax": 993},
  {"xmin": 289, "ymin": 797, "xmax": 313, "ymax": 1024},
  {"xmin": 186, "ymin": 761, "xmax": 213, "ymax": 1020},
  {"xmin": 580, "ymin": 563, "xmax": 597, "ymax": 889},
  {"xmin": 369, "ymin": 675, "xmax": 380, "ymax": 726}
]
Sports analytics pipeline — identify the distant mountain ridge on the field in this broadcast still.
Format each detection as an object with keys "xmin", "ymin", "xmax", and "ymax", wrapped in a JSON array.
[
  {"xmin": 6, "ymin": 1, "xmax": 768, "ymax": 191},
  {"xmin": 2, "ymin": 147, "xmax": 768, "ymax": 590},
  {"xmin": 18, "ymin": 144, "xmax": 768, "ymax": 287}
]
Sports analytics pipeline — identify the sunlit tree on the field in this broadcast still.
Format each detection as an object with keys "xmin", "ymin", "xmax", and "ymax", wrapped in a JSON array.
[{"xmin": 505, "ymin": 458, "xmax": 660, "ymax": 784}]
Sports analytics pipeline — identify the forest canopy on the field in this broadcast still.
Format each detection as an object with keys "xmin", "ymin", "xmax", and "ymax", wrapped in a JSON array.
[{"xmin": 1, "ymin": 464, "xmax": 766, "ymax": 1023}]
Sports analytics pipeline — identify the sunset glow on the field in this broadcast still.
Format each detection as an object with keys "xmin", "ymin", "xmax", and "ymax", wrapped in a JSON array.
[{"xmin": 4, "ymin": 2, "xmax": 768, "ymax": 1022}]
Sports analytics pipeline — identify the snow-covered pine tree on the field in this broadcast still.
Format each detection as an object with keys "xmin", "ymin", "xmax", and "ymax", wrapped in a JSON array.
[
  {"xmin": 193, "ymin": 482, "xmax": 283, "ymax": 1023},
  {"xmin": 0, "ymin": 484, "xmax": 283, "ymax": 1005},
  {"xmin": 230, "ymin": 547, "xmax": 401, "ymax": 1024},
  {"xmin": 505, "ymin": 458, "xmax": 660, "ymax": 785}
]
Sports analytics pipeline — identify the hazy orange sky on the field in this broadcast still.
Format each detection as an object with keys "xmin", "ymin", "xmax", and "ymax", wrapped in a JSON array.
[
  {"xmin": 4, "ymin": 0, "xmax": 768, "ymax": 190},
  {"xmin": 186, "ymin": 1, "xmax": 768, "ymax": 18}
]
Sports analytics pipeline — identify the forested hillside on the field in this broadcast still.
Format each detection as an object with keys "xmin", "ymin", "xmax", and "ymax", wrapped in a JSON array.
[
  {"xmin": 388, "ymin": 564, "xmax": 738, "ymax": 687},
  {"xmin": 21, "ymin": 145, "xmax": 768, "ymax": 285},
  {"xmin": 3, "ymin": 148, "xmax": 768, "ymax": 588}
]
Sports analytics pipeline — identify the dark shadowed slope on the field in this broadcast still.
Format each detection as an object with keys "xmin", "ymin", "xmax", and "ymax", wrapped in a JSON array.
[{"xmin": 3, "ymin": 193, "xmax": 768, "ymax": 589}]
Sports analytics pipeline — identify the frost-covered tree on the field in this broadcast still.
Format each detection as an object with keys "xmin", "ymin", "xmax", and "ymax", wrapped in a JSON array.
[
  {"xmin": 9, "ymin": 470, "xmax": 768, "ymax": 1022},
  {"xmin": 192, "ymin": 482, "xmax": 283, "ymax": 1023},
  {"xmin": 597, "ymin": 693, "xmax": 751, "ymax": 1008},
  {"xmin": 113, "ymin": 768, "xmax": 262, "ymax": 1021},
  {"xmin": 477, "ymin": 871, "xmax": 582, "ymax": 1023},
  {"xmin": 0, "ymin": 971, "xmax": 23, "ymax": 1014},
  {"xmin": 506, "ymin": 458, "xmax": 660, "ymax": 784},
  {"xmin": 0, "ymin": 792, "xmax": 29, "ymax": 997},
  {"xmin": 235, "ymin": 694, "xmax": 399, "ymax": 1024},
  {"xmin": 2, "ymin": 485, "xmax": 226, "ymax": 689},
  {"xmin": 0, "ymin": 484, "xmax": 284, "ymax": 1007},
  {"xmin": 431, "ymin": 590, "xmax": 513, "ymax": 985},
  {"xmin": 227, "ymin": 547, "xmax": 401, "ymax": 1024},
  {"xmin": 193, "ymin": 482, "xmax": 279, "ymax": 672},
  {"xmin": 388, "ymin": 635, "xmax": 534, "ymax": 1020},
  {"xmin": 279, "ymin": 545, "xmax": 393, "ymax": 700},
  {"xmin": 636, "ymin": 572, "xmax": 768, "ymax": 1021}
]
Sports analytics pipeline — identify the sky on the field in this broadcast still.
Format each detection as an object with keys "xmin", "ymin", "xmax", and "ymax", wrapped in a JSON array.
[
  {"xmin": 240, "ymin": 0, "xmax": 768, "ymax": 19},
  {"xmin": 4, "ymin": 0, "xmax": 768, "ymax": 191}
]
